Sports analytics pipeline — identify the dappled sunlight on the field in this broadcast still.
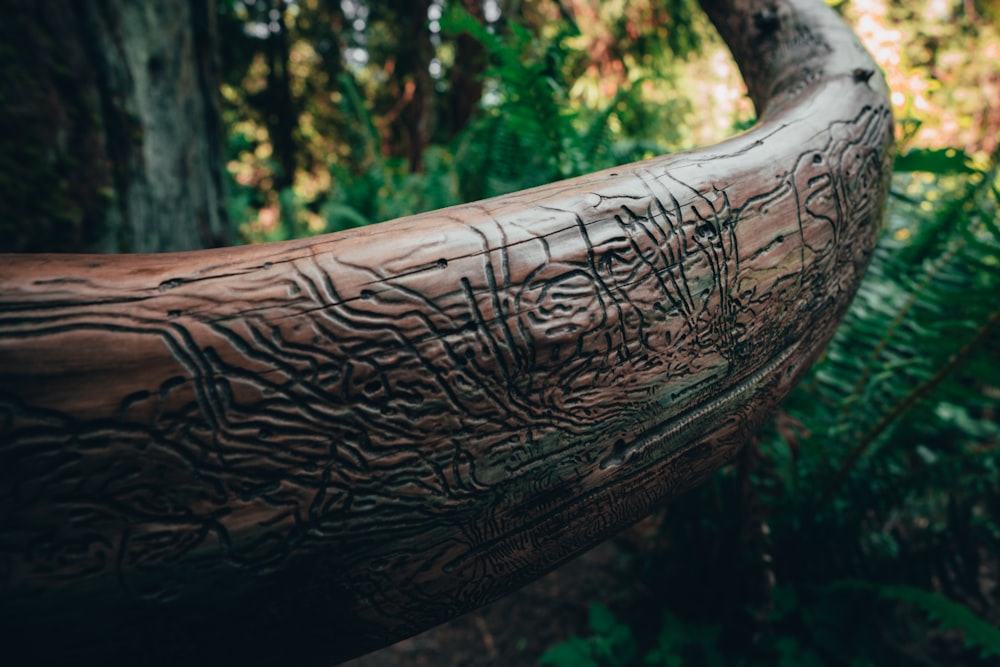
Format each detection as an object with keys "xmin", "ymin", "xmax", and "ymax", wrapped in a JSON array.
[
  {"xmin": 846, "ymin": 0, "xmax": 1000, "ymax": 157},
  {"xmin": 217, "ymin": 0, "xmax": 1000, "ymax": 317},
  {"xmin": 2, "ymin": 1, "xmax": 997, "ymax": 663}
]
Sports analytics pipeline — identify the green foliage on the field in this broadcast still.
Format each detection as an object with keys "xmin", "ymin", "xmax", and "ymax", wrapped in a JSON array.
[
  {"xmin": 539, "ymin": 148, "xmax": 1000, "ymax": 665},
  {"xmin": 323, "ymin": 74, "xmax": 462, "ymax": 229},
  {"xmin": 894, "ymin": 147, "xmax": 979, "ymax": 175},
  {"xmin": 834, "ymin": 580, "xmax": 1000, "ymax": 660},
  {"xmin": 443, "ymin": 3, "xmax": 663, "ymax": 202},
  {"xmin": 223, "ymin": 0, "xmax": 741, "ymax": 243},
  {"xmin": 642, "ymin": 612, "xmax": 727, "ymax": 667},
  {"xmin": 539, "ymin": 603, "xmax": 638, "ymax": 667},
  {"xmin": 232, "ymin": 3, "xmax": 700, "ymax": 241},
  {"xmin": 540, "ymin": 605, "xmax": 736, "ymax": 667},
  {"xmin": 216, "ymin": 4, "xmax": 1000, "ymax": 664},
  {"xmin": 793, "ymin": 158, "xmax": 999, "ymax": 519}
]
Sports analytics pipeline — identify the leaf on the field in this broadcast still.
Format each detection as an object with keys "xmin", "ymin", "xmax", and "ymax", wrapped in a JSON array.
[
  {"xmin": 320, "ymin": 202, "xmax": 371, "ymax": 231},
  {"xmin": 589, "ymin": 602, "xmax": 618, "ymax": 635},
  {"xmin": 775, "ymin": 636, "xmax": 825, "ymax": 667},
  {"xmin": 894, "ymin": 148, "xmax": 978, "ymax": 175},
  {"xmin": 769, "ymin": 584, "xmax": 800, "ymax": 621},
  {"xmin": 539, "ymin": 638, "xmax": 599, "ymax": 667},
  {"xmin": 877, "ymin": 585, "xmax": 1000, "ymax": 659},
  {"xmin": 981, "ymin": 196, "xmax": 1000, "ymax": 240},
  {"xmin": 834, "ymin": 580, "xmax": 1000, "ymax": 659}
]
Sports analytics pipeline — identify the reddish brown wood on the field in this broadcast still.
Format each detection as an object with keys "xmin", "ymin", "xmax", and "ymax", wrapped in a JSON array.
[{"xmin": 0, "ymin": 0, "xmax": 893, "ymax": 664}]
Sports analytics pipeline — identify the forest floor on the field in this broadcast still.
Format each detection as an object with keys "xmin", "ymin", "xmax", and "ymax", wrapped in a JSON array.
[
  {"xmin": 340, "ymin": 510, "xmax": 1000, "ymax": 667},
  {"xmin": 342, "ymin": 516, "xmax": 665, "ymax": 667}
]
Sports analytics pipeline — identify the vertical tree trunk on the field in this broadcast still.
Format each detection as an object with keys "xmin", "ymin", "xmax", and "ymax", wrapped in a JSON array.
[
  {"xmin": 0, "ymin": 0, "xmax": 229, "ymax": 253},
  {"xmin": 445, "ymin": 0, "xmax": 486, "ymax": 139},
  {"xmin": 400, "ymin": 0, "xmax": 435, "ymax": 172},
  {"xmin": 372, "ymin": 0, "xmax": 435, "ymax": 172},
  {"xmin": 262, "ymin": 0, "xmax": 299, "ymax": 191}
]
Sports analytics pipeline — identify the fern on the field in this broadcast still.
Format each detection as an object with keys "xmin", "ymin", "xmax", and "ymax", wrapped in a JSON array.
[
  {"xmin": 834, "ymin": 580, "xmax": 1000, "ymax": 660},
  {"xmin": 539, "ymin": 603, "xmax": 638, "ymax": 667},
  {"xmin": 772, "ymin": 148, "xmax": 1000, "ymax": 523},
  {"xmin": 756, "ymin": 147, "xmax": 1000, "ymax": 660},
  {"xmin": 542, "ymin": 146, "xmax": 1000, "ymax": 666},
  {"xmin": 444, "ymin": 3, "xmax": 673, "ymax": 203}
]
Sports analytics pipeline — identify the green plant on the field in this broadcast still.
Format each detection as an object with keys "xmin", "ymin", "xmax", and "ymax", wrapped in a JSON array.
[
  {"xmin": 539, "ymin": 603, "xmax": 639, "ymax": 667},
  {"xmin": 833, "ymin": 580, "xmax": 1000, "ymax": 661},
  {"xmin": 443, "ymin": 3, "xmax": 689, "ymax": 203},
  {"xmin": 642, "ymin": 612, "xmax": 727, "ymax": 667},
  {"xmin": 538, "ymin": 145, "xmax": 1000, "ymax": 666}
]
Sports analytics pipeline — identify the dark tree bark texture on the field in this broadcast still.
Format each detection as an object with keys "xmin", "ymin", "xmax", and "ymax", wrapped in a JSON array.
[
  {"xmin": 0, "ymin": 0, "xmax": 229, "ymax": 253},
  {"xmin": 445, "ymin": 0, "xmax": 487, "ymax": 140},
  {"xmin": 371, "ymin": 0, "xmax": 436, "ymax": 172},
  {"xmin": 260, "ymin": 1, "xmax": 299, "ymax": 191},
  {"xmin": 0, "ymin": 0, "xmax": 893, "ymax": 664}
]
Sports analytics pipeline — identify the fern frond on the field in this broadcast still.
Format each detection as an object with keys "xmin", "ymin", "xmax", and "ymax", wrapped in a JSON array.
[{"xmin": 834, "ymin": 580, "xmax": 1000, "ymax": 660}]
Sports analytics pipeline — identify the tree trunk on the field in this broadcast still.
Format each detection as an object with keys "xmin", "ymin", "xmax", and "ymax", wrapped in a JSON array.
[
  {"xmin": 0, "ymin": 0, "xmax": 893, "ymax": 664},
  {"xmin": 262, "ymin": 1, "xmax": 299, "ymax": 191},
  {"xmin": 372, "ymin": 0, "xmax": 435, "ymax": 172},
  {"xmin": 0, "ymin": 0, "xmax": 229, "ymax": 253},
  {"xmin": 444, "ymin": 0, "xmax": 487, "ymax": 139}
]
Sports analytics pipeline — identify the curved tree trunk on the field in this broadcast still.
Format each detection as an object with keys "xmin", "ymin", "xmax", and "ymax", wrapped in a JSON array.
[
  {"xmin": 0, "ymin": 0, "xmax": 229, "ymax": 253},
  {"xmin": 0, "ymin": 0, "xmax": 893, "ymax": 664}
]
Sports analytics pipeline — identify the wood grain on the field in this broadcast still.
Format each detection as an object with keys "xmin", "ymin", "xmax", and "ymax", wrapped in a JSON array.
[{"xmin": 0, "ymin": 0, "xmax": 893, "ymax": 664}]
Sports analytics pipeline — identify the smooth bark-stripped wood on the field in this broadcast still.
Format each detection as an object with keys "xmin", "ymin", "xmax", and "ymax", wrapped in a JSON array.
[{"xmin": 0, "ymin": 0, "xmax": 893, "ymax": 664}]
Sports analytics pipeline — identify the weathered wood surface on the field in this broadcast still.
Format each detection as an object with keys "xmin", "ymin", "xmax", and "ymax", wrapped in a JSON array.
[{"xmin": 0, "ymin": 0, "xmax": 893, "ymax": 664}]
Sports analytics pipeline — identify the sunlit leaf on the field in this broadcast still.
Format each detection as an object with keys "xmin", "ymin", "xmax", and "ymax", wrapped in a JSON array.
[{"xmin": 894, "ymin": 148, "xmax": 978, "ymax": 175}]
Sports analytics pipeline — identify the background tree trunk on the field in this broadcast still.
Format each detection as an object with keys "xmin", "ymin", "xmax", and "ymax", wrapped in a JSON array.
[
  {"xmin": 370, "ymin": 0, "xmax": 435, "ymax": 172},
  {"xmin": 0, "ymin": 0, "xmax": 229, "ymax": 253},
  {"xmin": 260, "ymin": 0, "xmax": 299, "ymax": 191},
  {"xmin": 444, "ymin": 0, "xmax": 486, "ymax": 140}
]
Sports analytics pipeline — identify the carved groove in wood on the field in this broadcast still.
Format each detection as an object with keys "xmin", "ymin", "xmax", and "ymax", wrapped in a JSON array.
[{"xmin": 0, "ymin": 0, "xmax": 893, "ymax": 664}]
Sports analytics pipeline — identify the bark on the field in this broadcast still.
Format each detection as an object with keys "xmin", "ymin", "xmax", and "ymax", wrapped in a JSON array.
[
  {"xmin": 374, "ymin": 0, "xmax": 435, "ymax": 171},
  {"xmin": 261, "ymin": 2, "xmax": 298, "ymax": 190},
  {"xmin": 401, "ymin": 0, "xmax": 435, "ymax": 172},
  {"xmin": 0, "ymin": 0, "xmax": 894, "ymax": 664},
  {"xmin": 0, "ymin": 1, "xmax": 106, "ymax": 252},
  {"xmin": 0, "ymin": 0, "xmax": 229, "ymax": 253},
  {"xmin": 444, "ymin": 0, "xmax": 487, "ymax": 139}
]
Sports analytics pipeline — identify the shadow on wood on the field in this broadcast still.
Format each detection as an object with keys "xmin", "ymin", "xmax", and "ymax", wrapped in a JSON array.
[{"xmin": 0, "ymin": 0, "xmax": 893, "ymax": 664}]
